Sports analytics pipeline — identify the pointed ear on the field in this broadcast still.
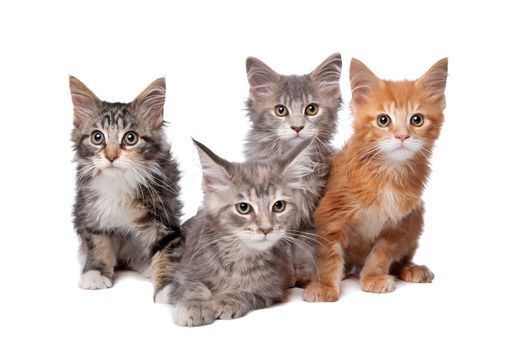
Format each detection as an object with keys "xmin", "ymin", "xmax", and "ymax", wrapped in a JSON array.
[
  {"xmin": 349, "ymin": 58, "xmax": 380, "ymax": 105},
  {"xmin": 279, "ymin": 138, "xmax": 315, "ymax": 184},
  {"xmin": 131, "ymin": 78, "xmax": 166, "ymax": 128},
  {"xmin": 310, "ymin": 53, "xmax": 342, "ymax": 97},
  {"xmin": 417, "ymin": 58, "xmax": 448, "ymax": 98},
  {"xmin": 69, "ymin": 76, "xmax": 102, "ymax": 124},
  {"xmin": 246, "ymin": 56, "xmax": 280, "ymax": 98},
  {"xmin": 193, "ymin": 139, "xmax": 233, "ymax": 193}
]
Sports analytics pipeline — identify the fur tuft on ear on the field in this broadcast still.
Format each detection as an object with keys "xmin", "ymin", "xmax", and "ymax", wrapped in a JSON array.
[
  {"xmin": 69, "ymin": 76, "xmax": 102, "ymax": 124},
  {"xmin": 417, "ymin": 58, "xmax": 448, "ymax": 98},
  {"xmin": 349, "ymin": 58, "xmax": 380, "ymax": 106},
  {"xmin": 246, "ymin": 56, "xmax": 280, "ymax": 98},
  {"xmin": 193, "ymin": 139, "xmax": 233, "ymax": 194},
  {"xmin": 279, "ymin": 138, "xmax": 316, "ymax": 187},
  {"xmin": 131, "ymin": 78, "xmax": 166, "ymax": 128},
  {"xmin": 310, "ymin": 53, "xmax": 342, "ymax": 97}
]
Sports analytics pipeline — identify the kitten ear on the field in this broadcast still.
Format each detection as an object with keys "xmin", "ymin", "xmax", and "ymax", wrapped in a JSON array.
[
  {"xmin": 417, "ymin": 58, "xmax": 448, "ymax": 98},
  {"xmin": 192, "ymin": 139, "xmax": 233, "ymax": 193},
  {"xmin": 310, "ymin": 53, "xmax": 342, "ymax": 97},
  {"xmin": 279, "ymin": 138, "xmax": 315, "ymax": 183},
  {"xmin": 69, "ymin": 76, "xmax": 102, "ymax": 124},
  {"xmin": 131, "ymin": 78, "xmax": 166, "ymax": 128},
  {"xmin": 246, "ymin": 56, "xmax": 280, "ymax": 98},
  {"xmin": 349, "ymin": 58, "xmax": 380, "ymax": 105}
]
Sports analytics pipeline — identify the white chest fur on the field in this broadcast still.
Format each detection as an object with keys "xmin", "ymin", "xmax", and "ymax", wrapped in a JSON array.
[
  {"xmin": 356, "ymin": 189, "xmax": 405, "ymax": 240},
  {"xmin": 86, "ymin": 170, "xmax": 145, "ymax": 231}
]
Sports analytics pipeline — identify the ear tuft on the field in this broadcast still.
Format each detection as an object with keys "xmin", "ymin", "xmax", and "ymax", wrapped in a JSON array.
[
  {"xmin": 246, "ymin": 56, "xmax": 280, "ymax": 98},
  {"xmin": 131, "ymin": 78, "xmax": 166, "ymax": 128},
  {"xmin": 418, "ymin": 58, "xmax": 448, "ymax": 98},
  {"xmin": 69, "ymin": 76, "xmax": 101, "ymax": 124},
  {"xmin": 280, "ymin": 138, "xmax": 316, "ymax": 187},
  {"xmin": 310, "ymin": 53, "xmax": 342, "ymax": 97},
  {"xmin": 349, "ymin": 58, "xmax": 380, "ymax": 105},
  {"xmin": 193, "ymin": 139, "xmax": 232, "ymax": 194}
]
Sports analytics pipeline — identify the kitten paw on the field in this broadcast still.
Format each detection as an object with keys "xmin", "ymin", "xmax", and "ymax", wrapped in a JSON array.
[
  {"xmin": 294, "ymin": 264, "xmax": 312, "ymax": 288},
  {"xmin": 173, "ymin": 301, "xmax": 215, "ymax": 327},
  {"xmin": 79, "ymin": 270, "xmax": 112, "ymax": 290},
  {"xmin": 360, "ymin": 275, "xmax": 395, "ymax": 293},
  {"xmin": 303, "ymin": 282, "xmax": 340, "ymax": 302},
  {"xmin": 399, "ymin": 265, "xmax": 434, "ymax": 283},
  {"xmin": 154, "ymin": 284, "xmax": 172, "ymax": 304},
  {"xmin": 212, "ymin": 298, "xmax": 249, "ymax": 320}
]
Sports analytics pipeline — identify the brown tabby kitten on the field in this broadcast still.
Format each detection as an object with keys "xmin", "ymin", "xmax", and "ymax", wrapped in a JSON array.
[
  {"xmin": 304, "ymin": 58, "xmax": 448, "ymax": 301},
  {"xmin": 70, "ymin": 77, "xmax": 183, "ymax": 300}
]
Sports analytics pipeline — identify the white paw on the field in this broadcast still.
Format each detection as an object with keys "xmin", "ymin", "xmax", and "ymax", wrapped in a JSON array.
[
  {"xmin": 154, "ymin": 284, "xmax": 173, "ymax": 304},
  {"xmin": 79, "ymin": 270, "xmax": 112, "ymax": 290},
  {"xmin": 173, "ymin": 301, "xmax": 215, "ymax": 327}
]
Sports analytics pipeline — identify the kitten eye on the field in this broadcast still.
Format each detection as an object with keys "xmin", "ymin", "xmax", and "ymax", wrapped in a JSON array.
[
  {"xmin": 410, "ymin": 114, "xmax": 424, "ymax": 127},
  {"xmin": 236, "ymin": 202, "xmax": 252, "ymax": 215},
  {"xmin": 377, "ymin": 114, "xmax": 391, "ymax": 128},
  {"xmin": 91, "ymin": 131, "xmax": 105, "ymax": 145},
  {"xmin": 274, "ymin": 105, "xmax": 289, "ymax": 117},
  {"xmin": 272, "ymin": 200, "xmax": 286, "ymax": 213},
  {"xmin": 123, "ymin": 131, "xmax": 139, "ymax": 145},
  {"xmin": 305, "ymin": 103, "xmax": 319, "ymax": 116}
]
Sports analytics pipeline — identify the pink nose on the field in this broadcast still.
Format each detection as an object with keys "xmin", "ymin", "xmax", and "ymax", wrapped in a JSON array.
[
  {"xmin": 291, "ymin": 126, "xmax": 304, "ymax": 133},
  {"xmin": 257, "ymin": 227, "xmax": 273, "ymax": 235},
  {"xmin": 395, "ymin": 134, "xmax": 410, "ymax": 142}
]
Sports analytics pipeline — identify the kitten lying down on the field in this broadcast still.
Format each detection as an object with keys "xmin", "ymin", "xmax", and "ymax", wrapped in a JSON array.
[{"xmin": 160, "ymin": 138, "xmax": 314, "ymax": 327}]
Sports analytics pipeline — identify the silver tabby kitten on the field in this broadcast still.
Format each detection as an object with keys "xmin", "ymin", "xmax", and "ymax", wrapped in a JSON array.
[
  {"xmin": 244, "ymin": 53, "xmax": 342, "ymax": 286},
  {"xmin": 70, "ymin": 77, "xmax": 183, "ymax": 300},
  {"xmin": 169, "ymin": 139, "xmax": 313, "ymax": 327}
]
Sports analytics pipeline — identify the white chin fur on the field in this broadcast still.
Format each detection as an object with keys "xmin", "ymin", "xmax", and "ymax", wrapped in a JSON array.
[
  {"xmin": 239, "ymin": 233, "xmax": 282, "ymax": 251},
  {"xmin": 378, "ymin": 139, "xmax": 422, "ymax": 163}
]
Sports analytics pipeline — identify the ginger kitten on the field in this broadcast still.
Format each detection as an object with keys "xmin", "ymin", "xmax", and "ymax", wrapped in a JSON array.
[{"xmin": 304, "ymin": 58, "xmax": 448, "ymax": 301}]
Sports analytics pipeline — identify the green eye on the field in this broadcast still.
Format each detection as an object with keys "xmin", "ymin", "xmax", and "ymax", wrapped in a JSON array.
[
  {"xmin": 274, "ymin": 105, "xmax": 289, "ymax": 117},
  {"xmin": 305, "ymin": 103, "xmax": 319, "ymax": 116},
  {"xmin": 236, "ymin": 202, "xmax": 252, "ymax": 215},
  {"xmin": 410, "ymin": 114, "xmax": 424, "ymax": 127},
  {"xmin": 91, "ymin": 130, "xmax": 105, "ymax": 145},
  {"xmin": 273, "ymin": 200, "xmax": 286, "ymax": 213},
  {"xmin": 123, "ymin": 131, "xmax": 139, "ymax": 145},
  {"xmin": 377, "ymin": 114, "xmax": 391, "ymax": 128}
]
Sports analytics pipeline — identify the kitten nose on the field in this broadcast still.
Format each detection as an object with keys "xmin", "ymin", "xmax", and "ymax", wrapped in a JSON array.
[
  {"xmin": 257, "ymin": 227, "xmax": 273, "ymax": 235},
  {"xmin": 291, "ymin": 126, "xmax": 304, "ymax": 133},
  {"xmin": 395, "ymin": 134, "xmax": 410, "ymax": 142}
]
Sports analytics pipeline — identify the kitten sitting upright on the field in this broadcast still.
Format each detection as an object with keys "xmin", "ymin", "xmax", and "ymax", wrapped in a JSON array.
[
  {"xmin": 304, "ymin": 58, "xmax": 448, "ymax": 301},
  {"xmin": 244, "ymin": 54, "xmax": 342, "ymax": 286},
  {"xmin": 170, "ymin": 139, "xmax": 313, "ymax": 327},
  {"xmin": 70, "ymin": 77, "xmax": 183, "ymax": 300}
]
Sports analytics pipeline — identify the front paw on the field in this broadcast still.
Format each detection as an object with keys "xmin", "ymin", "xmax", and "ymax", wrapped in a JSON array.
[
  {"xmin": 399, "ymin": 265, "xmax": 434, "ymax": 283},
  {"xmin": 211, "ymin": 298, "xmax": 249, "ymax": 320},
  {"xmin": 303, "ymin": 282, "xmax": 340, "ymax": 302},
  {"xmin": 79, "ymin": 270, "xmax": 112, "ymax": 290},
  {"xmin": 294, "ymin": 264, "xmax": 312, "ymax": 288},
  {"xmin": 173, "ymin": 301, "xmax": 215, "ymax": 327},
  {"xmin": 360, "ymin": 275, "xmax": 395, "ymax": 293},
  {"xmin": 154, "ymin": 284, "xmax": 173, "ymax": 304}
]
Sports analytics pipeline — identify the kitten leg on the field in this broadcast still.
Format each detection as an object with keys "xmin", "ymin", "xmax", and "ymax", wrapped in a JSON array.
[
  {"xmin": 79, "ymin": 233, "xmax": 116, "ymax": 289},
  {"xmin": 173, "ymin": 300, "xmax": 215, "ymax": 327},
  {"xmin": 390, "ymin": 256, "xmax": 434, "ymax": 283},
  {"xmin": 360, "ymin": 206, "xmax": 424, "ymax": 293}
]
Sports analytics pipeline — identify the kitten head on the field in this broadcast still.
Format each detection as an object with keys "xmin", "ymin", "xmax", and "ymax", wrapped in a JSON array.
[
  {"xmin": 70, "ymin": 76, "xmax": 169, "ymax": 179},
  {"xmin": 194, "ymin": 138, "xmax": 313, "ymax": 251},
  {"xmin": 245, "ymin": 54, "xmax": 342, "ymax": 148},
  {"xmin": 349, "ymin": 58, "xmax": 448, "ymax": 163}
]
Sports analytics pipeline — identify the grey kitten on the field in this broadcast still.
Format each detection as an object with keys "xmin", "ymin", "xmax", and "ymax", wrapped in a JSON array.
[
  {"xmin": 70, "ymin": 77, "xmax": 183, "ymax": 299},
  {"xmin": 244, "ymin": 53, "xmax": 342, "ymax": 286},
  {"xmin": 169, "ymin": 138, "xmax": 313, "ymax": 327}
]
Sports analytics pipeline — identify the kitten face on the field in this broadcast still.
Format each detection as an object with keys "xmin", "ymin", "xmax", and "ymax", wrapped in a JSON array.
[
  {"xmin": 349, "ymin": 58, "xmax": 448, "ymax": 163},
  {"xmin": 246, "ymin": 54, "xmax": 342, "ymax": 146},
  {"xmin": 194, "ymin": 139, "xmax": 312, "ymax": 252},
  {"xmin": 70, "ymin": 77, "xmax": 168, "ymax": 179}
]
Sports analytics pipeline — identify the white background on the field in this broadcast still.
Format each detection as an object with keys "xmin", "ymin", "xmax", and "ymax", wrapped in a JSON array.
[{"xmin": 1, "ymin": 1, "xmax": 523, "ymax": 349}]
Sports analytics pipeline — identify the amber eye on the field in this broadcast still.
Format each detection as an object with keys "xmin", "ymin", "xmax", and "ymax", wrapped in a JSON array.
[
  {"xmin": 123, "ymin": 131, "xmax": 139, "ymax": 145},
  {"xmin": 274, "ymin": 105, "xmax": 289, "ymax": 117},
  {"xmin": 410, "ymin": 114, "xmax": 424, "ymax": 127},
  {"xmin": 236, "ymin": 202, "xmax": 252, "ymax": 215},
  {"xmin": 305, "ymin": 103, "xmax": 319, "ymax": 116},
  {"xmin": 377, "ymin": 114, "xmax": 391, "ymax": 128},
  {"xmin": 272, "ymin": 200, "xmax": 286, "ymax": 213},
  {"xmin": 91, "ymin": 130, "xmax": 105, "ymax": 145}
]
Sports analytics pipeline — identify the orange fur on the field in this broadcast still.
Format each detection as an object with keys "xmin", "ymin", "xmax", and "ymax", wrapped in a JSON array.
[{"xmin": 304, "ymin": 58, "xmax": 447, "ymax": 301}]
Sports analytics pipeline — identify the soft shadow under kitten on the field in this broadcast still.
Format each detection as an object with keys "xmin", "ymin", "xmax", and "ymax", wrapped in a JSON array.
[
  {"xmin": 70, "ymin": 77, "xmax": 183, "ymax": 300},
  {"xmin": 168, "ymin": 138, "xmax": 313, "ymax": 327}
]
